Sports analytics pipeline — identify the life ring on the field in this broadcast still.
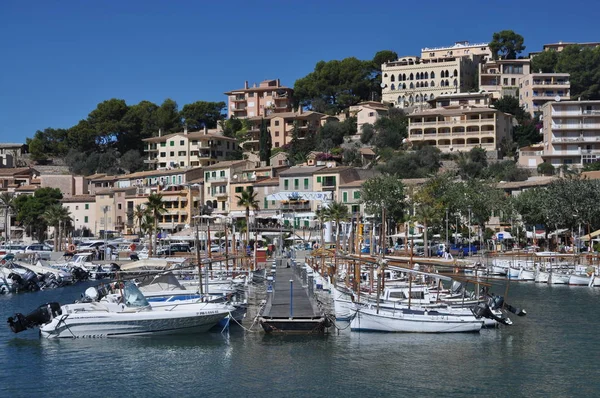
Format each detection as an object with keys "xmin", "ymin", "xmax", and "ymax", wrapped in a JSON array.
[
  {"xmin": 129, "ymin": 243, "xmax": 137, "ymax": 252},
  {"xmin": 68, "ymin": 244, "xmax": 76, "ymax": 252}
]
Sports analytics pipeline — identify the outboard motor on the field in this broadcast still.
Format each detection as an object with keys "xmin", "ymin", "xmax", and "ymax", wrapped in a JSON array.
[
  {"xmin": 471, "ymin": 302, "xmax": 513, "ymax": 326},
  {"xmin": 7, "ymin": 302, "xmax": 62, "ymax": 333},
  {"xmin": 71, "ymin": 267, "xmax": 89, "ymax": 282},
  {"xmin": 451, "ymin": 281, "xmax": 463, "ymax": 295},
  {"xmin": 487, "ymin": 294, "xmax": 526, "ymax": 317}
]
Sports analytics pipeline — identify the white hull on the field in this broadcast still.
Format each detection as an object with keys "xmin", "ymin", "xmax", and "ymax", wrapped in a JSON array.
[
  {"xmin": 535, "ymin": 270, "xmax": 550, "ymax": 283},
  {"xmin": 490, "ymin": 266, "xmax": 508, "ymax": 276},
  {"xmin": 508, "ymin": 268, "xmax": 521, "ymax": 279},
  {"xmin": 351, "ymin": 306, "xmax": 482, "ymax": 333},
  {"xmin": 519, "ymin": 269, "xmax": 535, "ymax": 281},
  {"xmin": 548, "ymin": 273, "xmax": 570, "ymax": 285},
  {"xmin": 568, "ymin": 274, "xmax": 593, "ymax": 286},
  {"xmin": 40, "ymin": 304, "xmax": 227, "ymax": 338}
]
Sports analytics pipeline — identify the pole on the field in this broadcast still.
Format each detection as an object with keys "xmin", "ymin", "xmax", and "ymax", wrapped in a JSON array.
[
  {"xmin": 194, "ymin": 219, "xmax": 203, "ymax": 295},
  {"xmin": 445, "ymin": 208, "xmax": 449, "ymax": 253},
  {"xmin": 468, "ymin": 207, "xmax": 472, "ymax": 257},
  {"xmin": 289, "ymin": 279, "xmax": 294, "ymax": 319}
]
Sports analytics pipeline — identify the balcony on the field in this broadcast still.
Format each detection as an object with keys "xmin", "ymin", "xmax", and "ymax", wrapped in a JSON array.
[
  {"xmin": 583, "ymin": 110, "xmax": 600, "ymax": 116},
  {"xmin": 144, "ymin": 158, "xmax": 159, "ymax": 164},
  {"xmin": 232, "ymin": 96, "xmax": 246, "ymax": 102},
  {"xmin": 553, "ymin": 123, "xmax": 600, "ymax": 130},
  {"xmin": 216, "ymin": 193, "xmax": 228, "ymax": 201}
]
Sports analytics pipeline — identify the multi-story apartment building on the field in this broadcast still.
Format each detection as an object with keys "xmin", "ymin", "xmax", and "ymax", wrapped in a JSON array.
[
  {"xmin": 519, "ymin": 73, "xmax": 571, "ymax": 116},
  {"xmin": 94, "ymin": 188, "xmax": 135, "ymax": 236},
  {"xmin": 61, "ymin": 195, "xmax": 96, "ymax": 235},
  {"xmin": 420, "ymin": 41, "xmax": 492, "ymax": 60},
  {"xmin": 242, "ymin": 109, "xmax": 333, "ymax": 151},
  {"xmin": 479, "ymin": 59, "xmax": 530, "ymax": 99},
  {"xmin": 529, "ymin": 41, "xmax": 600, "ymax": 56},
  {"xmin": 228, "ymin": 165, "xmax": 288, "ymax": 217},
  {"xmin": 0, "ymin": 167, "xmax": 38, "ymax": 192},
  {"xmin": 313, "ymin": 166, "xmax": 361, "ymax": 202},
  {"xmin": 339, "ymin": 180, "xmax": 364, "ymax": 215},
  {"xmin": 540, "ymin": 100, "xmax": 600, "ymax": 168},
  {"xmin": 203, "ymin": 160, "xmax": 255, "ymax": 214},
  {"xmin": 143, "ymin": 127, "xmax": 237, "ymax": 170},
  {"xmin": 381, "ymin": 53, "xmax": 481, "ymax": 108},
  {"xmin": 407, "ymin": 94, "xmax": 512, "ymax": 157},
  {"xmin": 224, "ymin": 79, "xmax": 294, "ymax": 119}
]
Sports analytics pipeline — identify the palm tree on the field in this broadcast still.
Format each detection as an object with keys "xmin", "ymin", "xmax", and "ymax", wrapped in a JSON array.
[
  {"xmin": 236, "ymin": 187, "xmax": 259, "ymax": 253},
  {"xmin": 325, "ymin": 201, "xmax": 349, "ymax": 275},
  {"xmin": 0, "ymin": 192, "xmax": 14, "ymax": 243},
  {"xmin": 133, "ymin": 204, "xmax": 149, "ymax": 236},
  {"xmin": 146, "ymin": 193, "xmax": 167, "ymax": 255},
  {"xmin": 315, "ymin": 207, "xmax": 329, "ymax": 249},
  {"xmin": 42, "ymin": 205, "xmax": 62, "ymax": 251}
]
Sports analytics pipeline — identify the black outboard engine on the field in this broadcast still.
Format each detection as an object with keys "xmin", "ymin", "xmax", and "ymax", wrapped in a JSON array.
[
  {"xmin": 71, "ymin": 267, "xmax": 89, "ymax": 282},
  {"xmin": 7, "ymin": 302, "xmax": 62, "ymax": 333},
  {"xmin": 471, "ymin": 302, "xmax": 513, "ymax": 326},
  {"xmin": 488, "ymin": 294, "xmax": 526, "ymax": 317}
]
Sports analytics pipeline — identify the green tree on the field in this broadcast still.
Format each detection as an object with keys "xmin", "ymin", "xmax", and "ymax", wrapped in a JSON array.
[
  {"xmin": 484, "ymin": 160, "xmax": 530, "ymax": 182},
  {"xmin": 259, "ymin": 118, "xmax": 271, "ymax": 164},
  {"xmin": 87, "ymin": 98, "xmax": 129, "ymax": 148},
  {"xmin": 456, "ymin": 147, "xmax": 488, "ymax": 179},
  {"xmin": 530, "ymin": 50, "xmax": 559, "ymax": 73},
  {"xmin": 294, "ymin": 57, "xmax": 373, "ymax": 114},
  {"xmin": 537, "ymin": 162, "xmax": 555, "ymax": 176},
  {"xmin": 120, "ymin": 149, "xmax": 144, "ymax": 173},
  {"xmin": 133, "ymin": 204, "xmax": 150, "ymax": 236},
  {"xmin": 372, "ymin": 107, "xmax": 407, "ymax": 150},
  {"xmin": 236, "ymin": 187, "xmax": 259, "ymax": 252},
  {"xmin": 121, "ymin": 100, "xmax": 159, "ymax": 152},
  {"xmin": 219, "ymin": 117, "xmax": 244, "ymax": 138},
  {"xmin": 489, "ymin": 30, "xmax": 526, "ymax": 60},
  {"xmin": 378, "ymin": 146, "xmax": 441, "ymax": 178},
  {"xmin": 156, "ymin": 98, "xmax": 182, "ymax": 134},
  {"xmin": 146, "ymin": 193, "xmax": 167, "ymax": 255},
  {"xmin": 493, "ymin": 96, "xmax": 529, "ymax": 124},
  {"xmin": 14, "ymin": 188, "xmax": 63, "ymax": 242},
  {"xmin": 26, "ymin": 128, "xmax": 70, "ymax": 162},
  {"xmin": 180, "ymin": 101, "xmax": 226, "ymax": 130},
  {"xmin": 555, "ymin": 45, "xmax": 600, "ymax": 100},
  {"xmin": 361, "ymin": 175, "xmax": 406, "ymax": 223},
  {"xmin": 360, "ymin": 123, "xmax": 375, "ymax": 144}
]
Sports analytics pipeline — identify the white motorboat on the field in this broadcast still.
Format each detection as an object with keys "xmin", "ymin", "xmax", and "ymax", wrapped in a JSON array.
[
  {"xmin": 534, "ymin": 269, "xmax": 550, "ymax": 283},
  {"xmin": 518, "ymin": 268, "xmax": 535, "ymax": 281},
  {"xmin": 7, "ymin": 282, "xmax": 229, "ymax": 338},
  {"xmin": 350, "ymin": 305, "xmax": 483, "ymax": 333}
]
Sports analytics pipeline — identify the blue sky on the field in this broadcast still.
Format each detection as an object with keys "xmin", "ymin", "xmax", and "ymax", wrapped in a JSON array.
[{"xmin": 1, "ymin": 0, "xmax": 598, "ymax": 143}]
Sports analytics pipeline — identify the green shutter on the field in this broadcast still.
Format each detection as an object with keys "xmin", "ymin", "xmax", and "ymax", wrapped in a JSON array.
[
  {"xmin": 294, "ymin": 179, "xmax": 299, "ymax": 189},
  {"xmin": 304, "ymin": 178, "xmax": 309, "ymax": 189},
  {"xmin": 284, "ymin": 180, "xmax": 289, "ymax": 190},
  {"xmin": 205, "ymin": 172, "xmax": 210, "ymax": 180},
  {"xmin": 354, "ymin": 191, "xmax": 361, "ymax": 199},
  {"xmin": 343, "ymin": 192, "xmax": 348, "ymax": 202},
  {"xmin": 85, "ymin": 204, "xmax": 89, "ymax": 210},
  {"xmin": 84, "ymin": 216, "xmax": 88, "ymax": 223},
  {"xmin": 170, "ymin": 141, "xmax": 174, "ymax": 146},
  {"xmin": 264, "ymin": 198, "xmax": 268, "ymax": 209},
  {"xmin": 317, "ymin": 176, "xmax": 322, "ymax": 183}
]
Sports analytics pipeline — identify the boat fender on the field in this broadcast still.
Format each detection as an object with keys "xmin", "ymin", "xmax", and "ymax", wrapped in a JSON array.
[{"xmin": 68, "ymin": 244, "xmax": 76, "ymax": 252}]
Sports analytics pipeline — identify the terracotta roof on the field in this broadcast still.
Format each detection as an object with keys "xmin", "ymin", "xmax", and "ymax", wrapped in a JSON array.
[
  {"xmin": 0, "ymin": 167, "xmax": 34, "ymax": 176},
  {"xmin": 203, "ymin": 160, "xmax": 253, "ymax": 170},
  {"xmin": 496, "ymin": 177, "xmax": 557, "ymax": 189},
  {"xmin": 224, "ymin": 85, "xmax": 292, "ymax": 95},
  {"xmin": 581, "ymin": 171, "xmax": 600, "ymax": 180},
  {"xmin": 253, "ymin": 177, "xmax": 280, "ymax": 186},
  {"xmin": 120, "ymin": 167, "xmax": 204, "ymax": 179},
  {"xmin": 359, "ymin": 147, "xmax": 376, "ymax": 155},
  {"xmin": 61, "ymin": 195, "xmax": 96, "ymax": 203},
  {"xmin": 339, "ymin": 180, "xmax": 364, "ymax": 188},
  {"xmin": 279, "ymin": 166, "xmax": 326, "ymax": 176},
  {"xmin": 15, "ymin": 184, "xmax": 37, "ymax": 191},
  {"xmin": 314, "ymin": 166, "xmax": 355, "ymax": 175}
]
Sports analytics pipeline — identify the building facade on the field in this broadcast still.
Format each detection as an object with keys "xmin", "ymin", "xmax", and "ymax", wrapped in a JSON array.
[
  {"xmin": 224, "ymin": 79, "xmax": 293, "ymax": 119},
  {"xmin": 540, "ymin": 100, "xmax": 600, "ymax": 167},
  {"xmin": 519, "ymin": 73, "xmax": 571, "ymax": 116},
  {"xmin": 61, "ymin": 195, "xmax": 96, "ymax": 235},
  {"xmin": 381, "ymin": 53, "xmax": 480, "ymax": 108},
  {"xmin": 479, "ymin": 59, "xmax": 531, "ymax": 99},
  {"xmin": 407, "ymin": 99, "xmax": 512, "ymax": 156},
  {"xmin": 203, "ymin": 160, "xmax": 255, "ymax": 214},
  {"xmin": 143, "ymin": 128, "xmax": 237, "ymax": 170}
]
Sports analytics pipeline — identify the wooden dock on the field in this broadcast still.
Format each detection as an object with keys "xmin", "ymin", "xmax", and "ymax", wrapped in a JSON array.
[{"xmin": 258, "ymin": 259, "xmax": 328, "ymax": 334}]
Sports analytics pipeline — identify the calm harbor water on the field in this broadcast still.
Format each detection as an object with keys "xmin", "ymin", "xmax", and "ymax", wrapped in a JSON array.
[{"xmin": 1, "ymin": 281, "xmax": 600, "ymax": 397}]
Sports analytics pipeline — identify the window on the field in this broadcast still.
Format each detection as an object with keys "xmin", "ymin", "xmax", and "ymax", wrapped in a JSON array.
[
  {"xmin": 390, "ymin": 84, "xmax": 395, "ymax": 90},
  {"xmin": 275, "ymin": 142, "xmax": 280, "ymax": 147},
  {"xmin": 353, "ymin": 191, "xmax": 361, "ymax": 199},
  {"xmin": 316, "ymin": 176, "xmax": 322, "ymax": 183},
  {"xmin": 264, "ymin": 198, "xmax": 268, "ymax": 209},
  {"xmin": 217, "ymin": 151, "xmax": 223, "ymax": 156},
  {"xmin": 85, "ymin": 204, "xmax": 89, "ymax": 210},
  {"xmin": 294, "ymin": 179, "xmax": 299, "ymax": 189},
  {"xmin": 343, "ymin": 192, "xmax": 348, "ymax": 202},
  {"xmin": 75, "ymin": 205, "xmax": 79, "ymax": 210},
  {"xmin": 180, "ymin": 161, "xmax": 184, "ymax": 166},
  {"xmin": 304, "ymin": 178, "xmax": 309, "ymax": 189},
  {"xmin": 227, "ymin": 142, "xmax": 230, "ymax": 149},
  {"xmin": 180, "ymin": 140, "xmax": 184, "ymax": 145},
  {"xmin": 191, "ymin": 140, "xmax": 198, "ymax": 145},
  {"xmin": 275, "ymin": 120, "xmax": 280, "ymax": 126},
  {"xmin": 220, "ymin": 170, "xmax": 225, "ymax": 177},
  {"xmin": 235, "ymin": 187, "xmax": 243, "ymax": 193},
  {"xmin": 284, "ymin": 179, "xmax": 289, "ymax": 190},
  {"xmin": 170, "ymin": 141, "xmax": 174, "ymax": 146},
  {"xmin": 248, "ymin": 92, "xmax": 254, "ymax": 98},
  {"xmin": 217, "ymin": 141, "xmax": 222, "ymax": 145},
  {"xmin": 205, "ymin": 172, "xmax": 210, "ymax": 180},
  {"xmin": 511, "ymin": 78, "xmax": 516, "ymax": 86},
  {"xmin": 178, "ymin": 151, "xmax": 186, "ymax": 156},
  {"xmin": 211, "ymin": 171, "xmax": 216, "ymax": 177},
  {"xmin": 368, "ymin": 112, "xmax": 375, "ymax": 117},
  {"xmin": 160, "ymin": 142, "xmax": 166, "ymax": 147},
  {"xmin": 503, "ymin": 78, "xmax": 508, "ymax": 85},
  {"xmin": 275, "ymin": 131, "xmax": 280, "ymax": 137},
  {"xmin": 84, "ymin": 216, "xmax": 88, "ymax": 223},
  {"xmin": 118, "ymin": 203, "xmax": 122, "ymax": 210}
]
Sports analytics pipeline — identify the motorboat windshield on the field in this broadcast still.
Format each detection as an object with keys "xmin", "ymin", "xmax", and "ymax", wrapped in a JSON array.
[{"xmin": 123, "ymin": 282, "xmax": 150, "ymax": 308}]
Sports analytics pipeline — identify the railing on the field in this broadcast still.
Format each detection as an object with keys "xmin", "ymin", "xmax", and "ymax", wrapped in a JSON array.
[
  {"xmin": 520, "ymin": 151, "xmax": 543, "ymax": 156},
  {"xmin": 553, "ymin": 123, "xmax": 600, "ymax": 130}
]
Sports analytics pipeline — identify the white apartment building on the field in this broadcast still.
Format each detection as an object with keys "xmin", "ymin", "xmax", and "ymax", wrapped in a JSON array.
[
  {"xmin": 541, "ymin": 100, "xmax": 600, "ymax": 167},
  {"xmin": 381, "ymin": 54, "xmax": 481, "ymax": 108},
  {"xmin": 420, "ymin": 41, "xmax": 491, "ymax": 60},
  {"xmin": 60, "ymin": 195, "xmax": 96, "ymax": 235},
  {"xmin": 407, "ymin": 94, "xmax": 512, "ymax": 157},
  {"xmin": 143, "ymin": 127, "xmax": 237, "ymax": 170},
  {"xmin": 519, "ymin": 73, "xmax": 571, "ymax": 116}
]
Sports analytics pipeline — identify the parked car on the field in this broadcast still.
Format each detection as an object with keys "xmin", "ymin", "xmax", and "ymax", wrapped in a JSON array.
[
  {"xmin": 157, "ymin": 244, "xmax": 191, "ymax": 256},
  {"xmin": 24, "ymin": 243, "xmax": 53, "ymax": 260},
  {"xmin": 0, "ymin": 244, "xmax": 26, "ymax": 254}
]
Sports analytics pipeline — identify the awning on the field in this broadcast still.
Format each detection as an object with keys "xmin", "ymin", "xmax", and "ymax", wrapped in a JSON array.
[
  {"xmin": 581, "ymin": 228, "xmax": 600, "ymax": 241},
  {"xmin": 495, "ymin": 231, "xmax": 513, "ymax": 240},
  {"xmin": 229, "ymin": 211, "xmax": 256, "ymax": 218},
  {"xmin": 548, "ymin": 229, "xmax": 568, "ymax": 237}
]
